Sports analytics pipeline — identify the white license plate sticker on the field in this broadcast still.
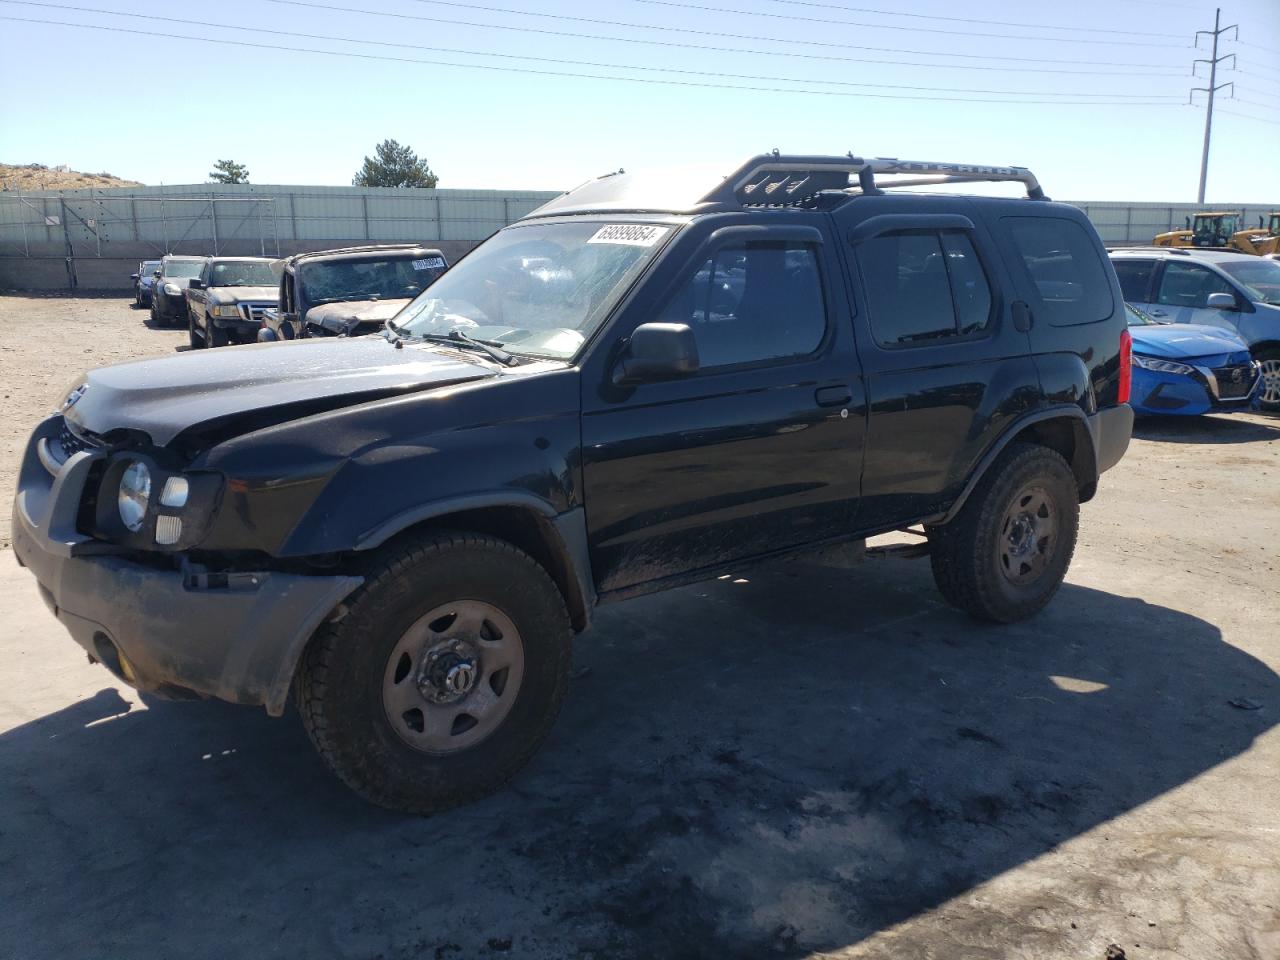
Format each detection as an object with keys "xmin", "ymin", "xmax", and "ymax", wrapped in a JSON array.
[
  {"xmin": 586, "ymin": 224, "xmax": 670, "ymax": 247},
  {"xmin": 413, "ymin": 257, "xmax": 446, "ymax": 270}
]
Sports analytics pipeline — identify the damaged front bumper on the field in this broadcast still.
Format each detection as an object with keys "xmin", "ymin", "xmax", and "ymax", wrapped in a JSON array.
[{"xmin": 11, "ymin": 416, "xmax": 362, "ymax": 715}]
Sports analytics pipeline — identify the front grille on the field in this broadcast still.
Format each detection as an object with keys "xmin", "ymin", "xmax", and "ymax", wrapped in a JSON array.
[
  {"xmin": 58, "ymin": 421, "xmax": 103, "ymax": 461},
  {"xmin": 239, "ymin": 302, "xmax": 276, "ymax": 324},
  {"xmin": 1212, "ymin": 362, "xmax": 1257, "ymax": 400}
]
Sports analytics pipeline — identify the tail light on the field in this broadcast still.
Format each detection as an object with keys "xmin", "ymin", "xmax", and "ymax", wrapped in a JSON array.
[{"xmin": 1118, "ymin": 328, "xmax": 1132, "ymax": 404}]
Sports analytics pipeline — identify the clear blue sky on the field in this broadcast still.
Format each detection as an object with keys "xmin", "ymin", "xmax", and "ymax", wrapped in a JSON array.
[{"xmin": 1, "ymin": 0, "xmax": 1277, "ymax": 201}]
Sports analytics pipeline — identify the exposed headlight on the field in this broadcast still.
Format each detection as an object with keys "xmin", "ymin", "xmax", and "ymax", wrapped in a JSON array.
[
  {"xmin": 1132, "ymin": 354, "xmax": 1195, "ymax": 376},
  {"xmin": 163, "ymin": 282, "xmax": 181, "ymax": 295},
  {"xmin": 117, "ymin": 461, "xmax": 151, "ymax": 532},
  {"xmin": 212, "ymin": 304, "xmax": 243, "ymax": 319}
]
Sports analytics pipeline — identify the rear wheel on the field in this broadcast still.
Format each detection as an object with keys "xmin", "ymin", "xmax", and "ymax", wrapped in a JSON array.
[
  {"xmin": 1256, "ymin": 348, "xmax": 1280, "ymax": 412},
  {"xmin": 927, "ymin": 443, "xmax": 1079, "ymax": 623},
  {"xmin": 296, "ymin": 532, "xmax": 572, "ymax": 814}
]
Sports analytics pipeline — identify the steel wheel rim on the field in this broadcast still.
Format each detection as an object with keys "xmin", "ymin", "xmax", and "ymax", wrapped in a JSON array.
[
  {"xmin": 999, "ymin": 483, "xmax": 1057, "ymax": 586},
  {"xmin": 1259, "ymin": 358, "xmax": 1280, "ymax": 405},
  {"xmin": 382, "ymin": 599, "xmax": 525, "ymax": 755}
]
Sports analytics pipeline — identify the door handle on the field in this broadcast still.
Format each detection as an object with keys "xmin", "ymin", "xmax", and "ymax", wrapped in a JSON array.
[
  {"xmin": 1012, "ymin": 300, "xmax": 1033, "ymax": 332},
  {"xmin": 815, "ymin": 385, "xmax": 853, "ymax": 407},
  {"xmin": 1149, "ymin": 309, "xmax": 1168, "ymax": 316}
]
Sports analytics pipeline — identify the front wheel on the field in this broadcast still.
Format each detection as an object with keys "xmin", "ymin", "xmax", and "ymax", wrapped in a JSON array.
[
  {"xmin": 1256, "ymin": 348, "xmax": 1280, "ymax": 412},
  {"xmin": 187, "ymin": 312, "xmax": 205, "ymax": 349},
  {"xmin": 207, "ymin": 316, "xmax": 229, "ymax": 348},
  {"xmin": 927, "ymin": 443, "xmax": 1079, "ymax": 623},
  {"xmin": 296, "ymin": 532, "xmax": 573, "ymax": 814}
]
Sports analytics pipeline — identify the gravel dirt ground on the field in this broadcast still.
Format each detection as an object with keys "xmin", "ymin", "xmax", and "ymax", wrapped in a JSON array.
[{"xmin": 1, "ymin": 294, "xmax": 1278, "ymax": 959}]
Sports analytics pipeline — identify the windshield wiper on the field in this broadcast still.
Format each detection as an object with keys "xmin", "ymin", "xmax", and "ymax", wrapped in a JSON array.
[{"xmin": 416, "ymin": 329, "xmax": 519, "ymax": 367}]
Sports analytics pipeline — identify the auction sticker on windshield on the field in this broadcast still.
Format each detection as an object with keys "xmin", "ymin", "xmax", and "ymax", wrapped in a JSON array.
[
  {"xmin": 587, "ymin": 224, "xmax": 670, "ymax": 247},
  {"xmin": 413, "ymin": 257, "xmax": 447, "ymax": 270}
]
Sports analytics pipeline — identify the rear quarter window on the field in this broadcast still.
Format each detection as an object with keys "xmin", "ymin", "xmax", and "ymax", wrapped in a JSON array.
[{"xmin": 1003, "ymin": 216, "xmax": 1114, "ymax": 325}]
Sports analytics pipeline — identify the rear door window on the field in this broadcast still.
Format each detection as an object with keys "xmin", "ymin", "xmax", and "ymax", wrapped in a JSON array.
[
  {"xmin": 1003, "ymin": 216, "xmax": 1114, "ymax": 325},
  {"xmin": 856, "ymin": 231, "xmax": 994, "ymax": 347},
  {"xmin": 1155, "ymin": 262, "xmax": 1236, "ymax": 308},
  {"xmin": 1111, "ymin": 258, "xmax": 1157, "ymax": 302}
]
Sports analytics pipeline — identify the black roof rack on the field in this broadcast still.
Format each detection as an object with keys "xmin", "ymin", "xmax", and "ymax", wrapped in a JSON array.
[
  {"xmin": 527, "ymin": 152, "xmax": 1048, "ymax": 219},
  {"xmin": 702, "ymin": 153, "xmax": 1048, "ymax": 207}
]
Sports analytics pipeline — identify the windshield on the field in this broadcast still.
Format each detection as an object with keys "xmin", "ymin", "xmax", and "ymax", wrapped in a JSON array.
[
  {"xmin": 1125, "ymin": 303, "xmax": 1157, "ymax": 326},
  {"xmin": 209, "ymin": 260, "xmax": 276, "ymax": 287},
  {"xmin": 163, "ymin": 259, "xmax": 204, "ymax": 279},
  {"xmin": 301, "ymin": 255, "xmax": 445, "ymax": 305},
  {"xmin": 1219, "ymin": 259, "xmax": 1280, "ymax": 305},
  {"xmin": 141, "ymin": 260, "xmax": 161, "ymax": 273},
  {"xmin": 1193, "ymin": 215, "xmax": 1237, "ymax": 237},
  {"xmin": 394, "ymin": 221, "xmax": 674, "ymax": 360}
]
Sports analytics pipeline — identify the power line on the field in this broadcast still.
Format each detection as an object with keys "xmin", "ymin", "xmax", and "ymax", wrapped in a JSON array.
[
  {"xmin": 269, "ymin": 0, "xmax": 1189, "ymax": 74},
  {"xmin": 0, "ymin": 14, "xmax": 1188, "ymax": 106},
  {"xmin": 1235, "ymin": 39, "xmax": 1280, "ymax": 56},
  {"xmin": 0, "ymin": 0, "xmax": 1185, "ymax": 98},
  {"xmin": 706, "ymin": 0, "xmax": 1190, "ymax": 37},
  {"xmin": 628, "ymin": 0, "xmax": 1189, "ymax": 46},
  {"xmin": 1216, "ymin": 109, "xmax": 1280, "ymax": 128},
  {"xmin": 1236, "ymin": 60, "xmax": 1280, "ymax": 79},
  {"xmin": 399, "ymin": 0, "xmax": 1187, "ymax": 49},
  {"xmin": 1234, "ymin": 96, "xmax": 1280, "ymax": 113}
]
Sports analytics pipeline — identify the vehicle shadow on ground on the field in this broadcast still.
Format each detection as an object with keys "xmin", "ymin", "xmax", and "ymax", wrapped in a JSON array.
[
  {"xmin": 1133, "ymin": 412, "xmax": 1280, "ymax": 444},
  {"xmin": 0, "ymin": 559, "xmax": 1274, "ymax": 959}
]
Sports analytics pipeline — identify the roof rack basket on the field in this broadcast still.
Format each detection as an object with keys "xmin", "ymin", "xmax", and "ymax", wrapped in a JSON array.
[{"xmin": 701, "ymin": 154, "xmax": 1048, "ymax": 207}]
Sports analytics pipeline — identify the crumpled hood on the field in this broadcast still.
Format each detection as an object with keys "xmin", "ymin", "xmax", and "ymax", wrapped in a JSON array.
[
  {"xmin": 1129, "ymin": 323, "xmax": 1248, "ymax": 360},
  {"xmin": 304, "ymin": 298, "xmax": 410, "ymax": 333},
  {"xmin": 63, "ymin": 336, "xmax": 496, "ymax": 446},
  {"xmin": 206, "ymin": 285, "xmax": 278, "ymax": 305}
]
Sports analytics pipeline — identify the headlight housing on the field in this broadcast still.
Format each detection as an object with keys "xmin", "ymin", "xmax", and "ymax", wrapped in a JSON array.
[
  {"xmin": 163, "ymin": 282, "xmax": 181, "ymax": 295},
  {"xmin": 117, "ymin": 460, "xmax": 151, "ymax": 531},
  {"xmin": 212, "ymin": 304, "xmax": 243, "ymax": 319},
  {"xmin": 87, "ymin": 452, "xmax": 223, "ymax": 551},
  {"xmin": 1132, "ymin": 354, "xmax": 1195, "ymax": 376}
]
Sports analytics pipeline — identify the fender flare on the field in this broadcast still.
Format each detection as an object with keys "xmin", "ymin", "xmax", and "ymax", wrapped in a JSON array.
[
  {"xmin": 355, "ymin": 492, "xmax": 596, "ymax": 631},
  {"xmin": 938, "ymin": 405, "xmax": 1097, "ymax": 525}
]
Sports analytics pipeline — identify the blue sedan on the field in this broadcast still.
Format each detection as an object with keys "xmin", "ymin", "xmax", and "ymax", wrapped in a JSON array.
[
  {"xmin": 1127, "ymin": 304, "xmax": 1261, "ymax": 416},
  {"xmin": 131, "ymin": 259, "xmax": 162, "ymax": 309}
]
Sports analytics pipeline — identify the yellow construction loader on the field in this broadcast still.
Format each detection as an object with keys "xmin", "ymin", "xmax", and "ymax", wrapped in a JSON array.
[
  {"xmin": 1153, "ymin": 211, "xmax": 1243, "ymax": 249},
  {"xmin": 1231, "ymin": 213, "xmax": 1280, "ymax": 257}
]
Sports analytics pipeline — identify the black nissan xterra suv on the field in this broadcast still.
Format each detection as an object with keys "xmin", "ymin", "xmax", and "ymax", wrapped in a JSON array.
[{"xmin": 12, "ymin": 155, "xmax": 1134, "ymax": 814}]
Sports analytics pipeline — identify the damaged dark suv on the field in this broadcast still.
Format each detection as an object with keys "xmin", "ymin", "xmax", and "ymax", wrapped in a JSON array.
[
  {"xmin": 12, "ymin": 155, "xmax": 1133, "ymax": 814},
  {"xmin": 259, "ymin": 245, "xmax": 449, "ymax": 341}
]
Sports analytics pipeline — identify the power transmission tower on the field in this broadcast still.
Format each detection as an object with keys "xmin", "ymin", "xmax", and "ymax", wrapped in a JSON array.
[{"xmin": 1191, "ymin": 7, "xmax": 1237, "ymax": 204}]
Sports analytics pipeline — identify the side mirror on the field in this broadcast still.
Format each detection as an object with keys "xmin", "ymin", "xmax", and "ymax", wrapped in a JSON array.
[
  {"xmin": 1206, "ymin": 292, "xmax": 1236, "ymax": 311},
  {"xmin": 612, "ymin": 322, "xmax": 699, "ymax": 385},
  {"xmin": 188, "ymin": 278, "xmax": 203, "ymax": 290},
  {"xmin": 152, "ymin": 270, "xmax": 162, "ymax": 278}
]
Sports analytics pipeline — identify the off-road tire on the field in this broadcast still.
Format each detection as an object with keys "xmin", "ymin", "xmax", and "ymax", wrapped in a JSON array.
[
  {"xmin": 295, "ymin": 532, "xmax": 573, "ymax": 814},
  {"xmin": 927, "ymin": 443, "xmax": 1079, "ymax": 623},
  {"xmin": 1256, "ymin": 347, "xmax": 1280, "ymax": 412},
  {"xmin": 187, "ymin": 312, "xmax": 204, "ymax": 349}
]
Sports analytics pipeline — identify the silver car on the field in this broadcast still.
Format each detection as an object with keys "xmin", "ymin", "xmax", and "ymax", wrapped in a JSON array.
[{"xmin": 1110, "ymin": 248, "xmax": 1280, "ymax": 410}]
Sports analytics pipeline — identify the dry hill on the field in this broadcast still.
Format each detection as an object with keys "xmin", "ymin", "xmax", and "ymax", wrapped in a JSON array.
[{"xmin": 0, "ymin": 163, "xmax": 142, "ymax": 192}]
